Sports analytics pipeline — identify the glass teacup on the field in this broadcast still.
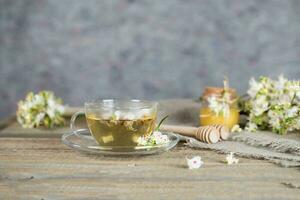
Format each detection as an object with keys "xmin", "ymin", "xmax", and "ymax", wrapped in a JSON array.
[{"xmin": 71, "ymin": 99, "xmax": 158, "ymax": 147}]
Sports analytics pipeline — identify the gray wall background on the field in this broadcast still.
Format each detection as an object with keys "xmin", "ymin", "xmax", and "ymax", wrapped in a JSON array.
[{"xmin": 1, "ymin": 0, "xmax": 300, "ymax": 119}]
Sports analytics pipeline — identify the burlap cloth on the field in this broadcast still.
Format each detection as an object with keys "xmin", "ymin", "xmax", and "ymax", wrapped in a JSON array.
[{"xmin": 158, "ymin": 99, "xmax": 300, "ymax": 167}]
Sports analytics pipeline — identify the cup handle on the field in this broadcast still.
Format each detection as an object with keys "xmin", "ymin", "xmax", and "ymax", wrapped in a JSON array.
[{"xmin": 70, "ymin": 111, "xmax": 87, "ymax": 133}]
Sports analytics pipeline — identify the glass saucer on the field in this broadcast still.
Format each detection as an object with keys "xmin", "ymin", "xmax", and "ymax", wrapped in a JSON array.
[{"xmin": 61, "ymin": 129, "xmax": 180, "ymax": 155}]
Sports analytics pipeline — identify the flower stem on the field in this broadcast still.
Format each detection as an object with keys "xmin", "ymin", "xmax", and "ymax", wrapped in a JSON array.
[{"xmin": 156, "ymin": 115, "xmax": 169, "ymax": 131}]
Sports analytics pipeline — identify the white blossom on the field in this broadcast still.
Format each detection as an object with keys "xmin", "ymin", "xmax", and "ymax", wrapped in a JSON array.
[
  {"xmin": 152, "ymin": 131, "xmax": 169, "ymax": 145},
  {"xmin": 267, "ymin": 110, "xmax": 277, "ymax": 119},
  {"xmin": 247, "ymin": 78, "xmax": 263, "ymax": 98},
  {"xmin": 47, "ymin": 98, "xmax": 56, "ymax": 109},
  {"xmin": 207, "ymin": 96, "xmax": 222, "ymax": 114},
  {"xmin": 286, "ymin": 107, "xmax": 298, "ymax": 118},
  {"xmin": 269, "ymin": 117, "xmax": 281, "ymax": 130},
  {"xmin": 34, "ymin": 95, "xmax": 44, "ymax": 105},
  {"xmin": 186, "ymin": 156, "xmax": 203, "ymax": 169},
  {"xmin": 47, "ymin": 107, "xmax": 55, "ymax": 118},
  {"xmin": 274, "ymin": 75, "xmax": 287, "ymax": 91},
  {"xmin": 276, "ymin": 94, "xmax": 292, "ymax": 106},
  {"xmin": 137, "ymin": 136, "xmax": 147, "ymax": 146},
  {"xmin": 24, "ymin": 102, "xmax": 34, "ymax": 110},
  {"xmin": 207, "ymin": 96, "xmax": 230, "ymax": 117},
  {"xmin": 231, "ymin": 124, "xmax": 242, "ymax": 133},
  {"xmin": 226, "ymin": 152, "xmax": 239, "ymax": 165},
  {"xmin": 137, "ymin": 131, "xmax": 170, "ymax": 146},
  {"xmin": 35, "ymin": 113, "xmax": 45, "ymax": 125},
  {"xmin": 245, "ymin": 122, "xmax": 258, "ymax": 132},
  {"xmin": 252, "ymin": 95, "xmax": 269, "ymax": 116}
]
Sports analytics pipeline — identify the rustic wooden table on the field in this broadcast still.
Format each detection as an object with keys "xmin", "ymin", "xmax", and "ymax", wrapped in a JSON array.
[{"xmin": 1, "ymin": 117, "xmax": 299, "ymax": 200}]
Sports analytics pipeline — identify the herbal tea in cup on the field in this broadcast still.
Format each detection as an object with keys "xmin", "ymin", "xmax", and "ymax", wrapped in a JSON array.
[{"xmin": 70, "ymin": 100, "xmax": 157, "ymax": 147}]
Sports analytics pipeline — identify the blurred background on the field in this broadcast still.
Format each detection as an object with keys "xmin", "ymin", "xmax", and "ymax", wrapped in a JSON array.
[{"xmin": 1, "ymin": 0, "xmax": 300, "ymax": 119}]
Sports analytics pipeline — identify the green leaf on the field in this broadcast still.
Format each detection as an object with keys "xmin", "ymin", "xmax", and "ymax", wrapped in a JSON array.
[{"xmin": 156, "ymin": 115, "xmax": 169, "ymax": 131}]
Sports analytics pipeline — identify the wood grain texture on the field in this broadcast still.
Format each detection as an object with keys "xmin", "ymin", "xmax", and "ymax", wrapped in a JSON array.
[{"xmin": 0, "ymin": 138, "xmax": 299, "ymax": 200}]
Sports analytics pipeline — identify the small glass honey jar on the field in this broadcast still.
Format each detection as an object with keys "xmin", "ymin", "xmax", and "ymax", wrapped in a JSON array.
[{"xmin": 199, "ymin": 81, "xmax": 240, "ymax": 129}]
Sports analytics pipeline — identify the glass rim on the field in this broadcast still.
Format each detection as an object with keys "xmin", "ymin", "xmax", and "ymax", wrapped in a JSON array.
[{"xmin": 84, "ymin": 99, "xmax": 158, "ymax": 110}]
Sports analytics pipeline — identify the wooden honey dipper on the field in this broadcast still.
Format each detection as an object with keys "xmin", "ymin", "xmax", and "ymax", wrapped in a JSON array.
[
  {"xmin": 159, "ymin": 124, "xmax": 228, "ymax": 144},
  {"xmin": 210, "ymin": 124, "xmax": 230, "ymax": 141}
]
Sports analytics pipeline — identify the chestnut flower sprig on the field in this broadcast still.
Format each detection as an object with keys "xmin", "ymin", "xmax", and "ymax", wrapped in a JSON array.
[
  {"xmin": 17, "ymin": 91, "xmax": 65, "ymax": 128},
  {"xmin": 243, "ymin": 75, "xmax": 300, "ymax": 134}
]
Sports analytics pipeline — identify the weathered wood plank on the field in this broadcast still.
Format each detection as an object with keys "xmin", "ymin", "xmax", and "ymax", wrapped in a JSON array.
[{"xmin": 0, "ymin": 138, "xmax": 299, "ymax": 200}]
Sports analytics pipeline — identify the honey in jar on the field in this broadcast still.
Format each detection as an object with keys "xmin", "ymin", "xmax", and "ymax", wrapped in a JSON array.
[{"xmin": 199, "ymin": 85, "xmax": 240, "ymax": 129}]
